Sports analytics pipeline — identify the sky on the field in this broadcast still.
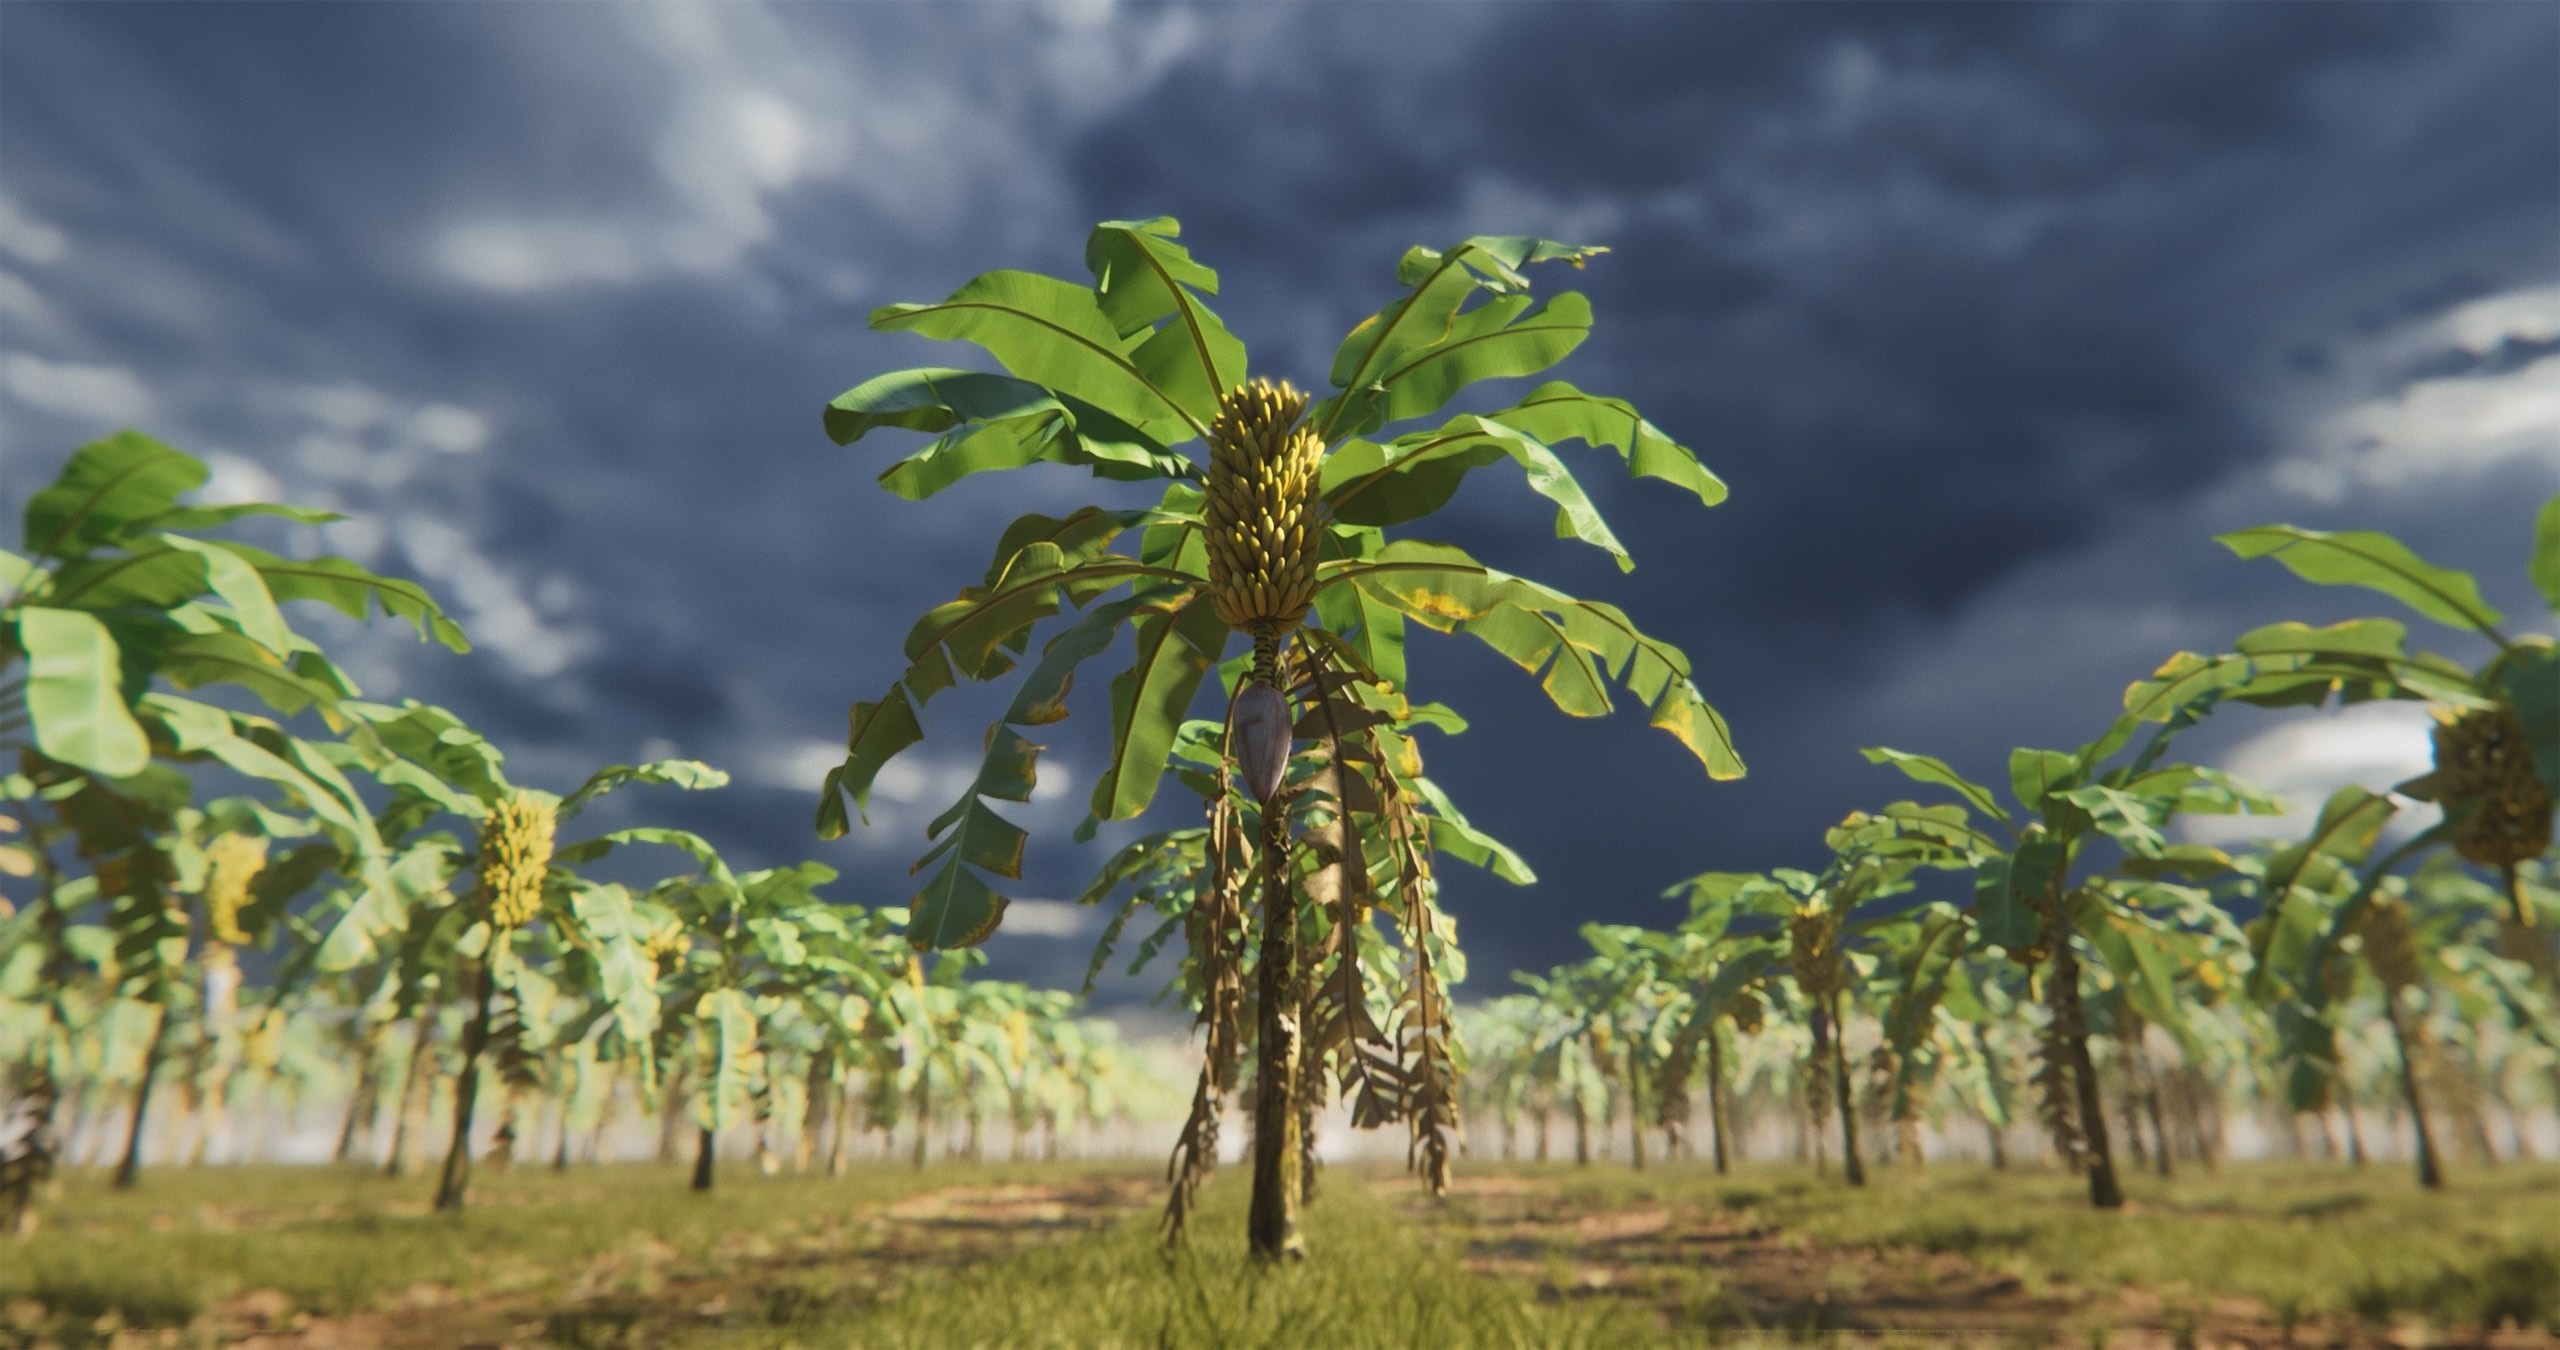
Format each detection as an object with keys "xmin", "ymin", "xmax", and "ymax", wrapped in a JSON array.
[{"xmin": 2, "ymin": 1, "xmax": 2555, "ymax": 1011}]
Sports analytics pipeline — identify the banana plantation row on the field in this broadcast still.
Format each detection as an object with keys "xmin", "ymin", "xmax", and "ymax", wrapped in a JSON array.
[
  {"xmin": 5, "ymin": 219, "xmax": 2556, "ymax": 1268},
  {"xmin": 1469, "ymin": 860, "xmax": 2552, "ymax": 1189},
  {"xmin": 0, "ymin": 432, "xmax": 1165, "ymax": 1235},
  {"xmin": 1459, "ymin": 498, "xmax": 2557, "ymax": 1207}
]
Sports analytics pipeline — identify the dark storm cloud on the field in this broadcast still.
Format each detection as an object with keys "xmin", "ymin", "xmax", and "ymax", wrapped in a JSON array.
[
  {"xmin": 1071, "ymin": 1, "xmax": 2542, "ymax": 622},
  {"xmin": 2, "ymin": 2, "xmax": 2552, "ymax": 999},
  {"xmin": 1060, "ymin": 1, "xmax": 2558, "ymax": 981}
]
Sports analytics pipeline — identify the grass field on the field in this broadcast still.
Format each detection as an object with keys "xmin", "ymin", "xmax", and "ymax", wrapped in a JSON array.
[{"xmin": 4, "ymin": 1157, "xmax": 2556, "ymax": 1347}]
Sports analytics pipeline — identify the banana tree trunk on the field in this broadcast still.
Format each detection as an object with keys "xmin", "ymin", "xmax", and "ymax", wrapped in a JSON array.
[
  {"xmin": 2384, "ymin": 992, "xmax": 2443, "ymax": 1190},
  {"xmin": 1828, "ymin": 993, "xmax": 1865, "ymax": 1188},
  {"xmin": 334, "ymin": 1032, "xmax": 381, "ymax": 1166},
  {"xmin": 1971, "ymin": 1021, "xmax": 2009, "ymax": 1170},
  {"xmin": 1625, "ymin": 1061, "xmax": 1647, "ymax": 1171},
  {"xmin": 433, "ymin": 961, "xmax": 496, "ymax": 1212},
  {"xmin": 1707, "ymin": 1023, "xmax": 1731, "ymax": 1175},
  {"xmin": 385, "ymin": 1014, "xmax": 436, "ymax": 1177},
  {"xmin": 656, "ymin": 1064, "xmax": 689, "ymax": 1163},
  {"xmin": 827, "ymin": 1084, "xmax": 852, "ymax": 1177},
  {"xmin": 2141, "ymin": 1076, "xmax": 2173, "ymax": 1178},
  {"xmin": 1245, "ymin": 805, "xmax": 1305, "ymax": 1262},
  {"xmin": 798, "ymin": 1055, "xmax": 831, "ymax": 1174},
  {"xmin": 113, "ymin": 1001, "xmax": 174, "ymax": 1190},
  {"xmin": 2051, "ymin": 936, "xmax": 2122, "ymax": 1209},
  {"xmin": 1297, "ymin": 1094, "xmax": 1320, "ymax": 1205},
  {"xmin": 692, "ymin": 1125, "xmax": 716, "ymax": 1192},
  {"xmin": 911, "ymin": 1079, "xmax": 931, "ymax": 1169}
]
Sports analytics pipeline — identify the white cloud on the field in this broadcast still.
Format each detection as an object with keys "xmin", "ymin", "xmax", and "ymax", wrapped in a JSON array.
[
  {"xmin": 233, "ymin": 379, "xmax": 497, "ymax": 496},
  {"xmin": 430, "ymin": 1, "xmax": 1215, "ymax": 293},
  {"xmin": 200, "ymin": 450, "xmax": 287, "ymax": 508},
  {"xmin": 0, "ymin": 194, "xmax": 69, "ymax": 266},
  {"xmin": 433, "ymin": 6, "xmax": 846, "ymax": 293},
  {"xmin": 396, "ymin": 515, "xmax": 598, "ymax": 678},
  {"xmin": 320, "ymin": 513, "xmax": 388, "ymax": 567},
  {"xmin": 2432, "ymin": 284, "xmax": 2560, "ymax": 352},
  {"xmin": 873, "ymin": 754, "xmax": 981, "ymax": 805},
  {"xmin": 0, "ymin": 272, "xmax": 68, "ymax": 343},
  {"xmin": 752, "ymin": 736, "xmax": 850, "ymax": 793},
  {"xmin": 1031, "ymin": 761, "xmax": 1074, "ymax": 802},
  {"xmin": 2176, "ymin": 702, "xmax": 2443, "ymax": 847},
  {"xmin": 409, "ymin": 403, "xmax": 489, "ymax": 455},
  {"xmin": 2269, "ymin": 283, "xmax": 2560, "ymax": 505},
  {"xmin": 994, "ymin": 898, "xmax": 1093, "ymax": 939},
  {"xmin": 0, "ymin": 351, "xmax": 154, "ymax": 424},
  {"xmin": 434, "ymin": 219, "xmax": 652, "ymax": 295}
]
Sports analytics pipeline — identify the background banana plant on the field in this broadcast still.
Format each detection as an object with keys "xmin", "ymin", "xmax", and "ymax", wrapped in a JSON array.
[{"xmin": 1, "ymin": 432, "xmax": 464, "ymax": 1232}]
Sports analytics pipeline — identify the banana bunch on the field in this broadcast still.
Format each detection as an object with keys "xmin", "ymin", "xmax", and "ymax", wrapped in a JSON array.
[
  {"xmin": 242, "ymin": 1007, "xmax": 289, "ymax": 1073},
  {"xmin": 1203, "ymin": 378, "xmax": 1324, "ymax": 634},
  {"xmin": 475, "ymin": 790, "xmax": 557, "ymax": 931},
  {"xmin": 1789, "ymin": 903, "xmax": 1843, "ymax": 1001},
  {"xmin": 2430, "ymin": 703, "xmax": 2554, "ymax": 870},
  {"xmin": 642, "ymin": 914, "xmax": 690, "ymax": 963},
  {"xmin": 202, "ymin": 832, "xmax": 268, "ymax": 947},
  {"xmin": 2356, "ymin": 898, "xmax": 2425, "ymax": 993}
]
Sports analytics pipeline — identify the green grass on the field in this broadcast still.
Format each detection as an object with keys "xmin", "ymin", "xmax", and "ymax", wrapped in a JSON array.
[
  {"xmin": 718, "ymin": 1174, "xmax": 1678, "ymax": 1350},
  {"xmin": 1455, "ymin": 1157, "xmax": 2560, "ymax": 1334},
  {"xmin": 9, "ymin": 1157, "xmax": 2557, "ymax": 1345},
  {"xmin": 1, "ymin": 1159, "xmax": 1107, "ymax": 1339}
]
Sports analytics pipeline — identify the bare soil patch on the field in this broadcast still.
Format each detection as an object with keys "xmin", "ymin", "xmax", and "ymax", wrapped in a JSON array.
[
  {"xmin": 1383, "ymin": 1173, "xmax": 2557, "ymax": 1348},
  {"xmin": 196, "ymin": 1175, "xmax": 1159, "ymax": 1349}
]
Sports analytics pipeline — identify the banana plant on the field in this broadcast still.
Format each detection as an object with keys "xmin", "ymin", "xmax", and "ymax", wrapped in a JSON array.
[
  {"xmin": 1455, "ymin": 995, "xmax": 1549, "ymax": 1162},
  {"xmin": 2112, "ymin": 498, "xmax": 2559, "ymax": 1181},
  {"xmin": 814, "ymin": 217, "xmax": 1744, "ymax": 1260},
  {"xmin": 1506, "ymin": 966, "xmax": 1628, "ymax": 1166},
  {"xmin": 0, "ymin": 431, "xmax": 466, "ymax": 1233},
  {"xmin": 2126, "ymin": 495, "xmax": 2558, "ymax": 974},
  {"xmin": 1667, "ymin": 858, "xmax": 1923, "ymax": 1186},
  {"xmin": 1530, "ymin": 922, "xmax": 1766, "ymax": 1170},
  {"xmin": 1836, "ymin": 720, "xmax": 2279, "ymax": 1207},
  {"xmin": 546, "ymin": 831, "xmax": 864, "ymax": 1192},
  {"xmin": 102, "ymin": 794, "xmax": 316, "ymax": 1188},
  {"xmin": 2273, "ymin": 853, "xmax": 2558, "ymax": 1188},
  {"xmin": 297, "ymin": 700, "xmax": 725, "ymax": 1208}
]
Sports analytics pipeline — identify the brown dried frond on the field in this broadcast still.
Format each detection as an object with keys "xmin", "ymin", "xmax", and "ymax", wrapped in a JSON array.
[
  {"xmin": 2033, "ymin": 988, "xmax": 2086, "ymax": 1171},
  {"xmin": 1375, "ymin": 737, "xmax": 1459, "ymax": 1195},
  {"xmin": 1159, "ymin": 1064, "xmax": 1223, "ymax": 1246},
  {"xmin": 1160, "ymin": 770, "xmax": 1252, "ymax": 1247}
]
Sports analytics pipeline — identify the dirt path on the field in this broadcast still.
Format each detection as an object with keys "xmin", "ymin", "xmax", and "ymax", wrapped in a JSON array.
[
  {"xmin": 204, "ymin": 1175, "xmax": 1160, "ymax": 1349},
  {"xmin": 1390, "ymin": 1174, "xmax": 2554, "ymax": 1348}
]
